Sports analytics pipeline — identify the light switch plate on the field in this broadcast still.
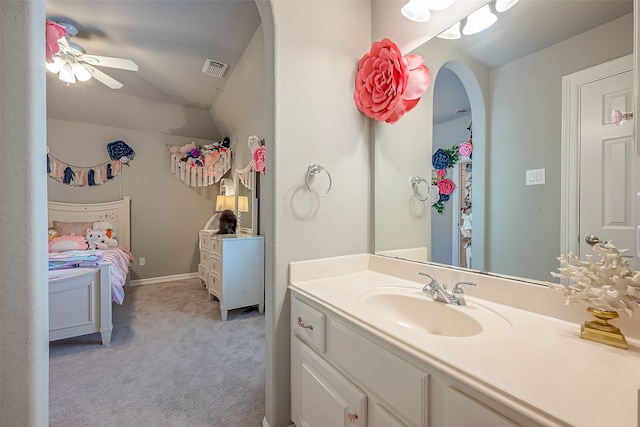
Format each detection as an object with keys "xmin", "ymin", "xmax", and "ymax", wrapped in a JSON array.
[{"xmin": 525, "ymin": 168, "xmax": 545, "ymax": 186}]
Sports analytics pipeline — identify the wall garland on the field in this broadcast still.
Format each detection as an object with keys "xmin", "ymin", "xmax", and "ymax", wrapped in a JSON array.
[
  {"xmin": 167, "ymin": 137, "xmax": 232, "ymax": 187},
  {"xmin": 46, "ymin": 140, "xmax": 135, "ymax": 187}
]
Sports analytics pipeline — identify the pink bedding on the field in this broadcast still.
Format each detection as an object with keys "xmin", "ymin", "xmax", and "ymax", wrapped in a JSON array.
[{"xmin": 48, "ymin": 248, "xmax": 132, "ymax": 304}]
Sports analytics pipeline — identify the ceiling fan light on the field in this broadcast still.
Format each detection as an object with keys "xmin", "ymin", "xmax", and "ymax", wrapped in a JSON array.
[
  {"xmin": 401, "ymin": 0, "xmax": 431, "ymax": 22},
  {"xmin": 58, "ymin": 63, "xmax": 76, "ymax": 84},
  {"xmin": 437, "ymin": 21, "xmax": 461, "ymax": 39},
  {"xmin": 46, "ymin": 56, "xmax": 64, "ymax": 73},
  {"xmin": 72, "ymin": 62, "xmax": 92, "ymax": 82},
  {"xmin": 428, "ymin": 0, "xmax": 455, "ymax": 11},
  {"xmin": 462, "ymin": 5, "xmax": 497, "ymax": 35},
  {"xmin": 495, "ymin": 0, "xmax": 519, "ymax": 13}
]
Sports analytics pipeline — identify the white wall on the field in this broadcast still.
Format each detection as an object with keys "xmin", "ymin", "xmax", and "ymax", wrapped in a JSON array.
[
  {"xmin": 487, "ymin": 14, "xmax": 633, "ymax": 280},
  {"xmin": 0, "ymin": 1, "xmax": 49, "ymax": 425},
  {"xmin": 259, "ymin": 1, "xmax": 372, "ymax": 425}
]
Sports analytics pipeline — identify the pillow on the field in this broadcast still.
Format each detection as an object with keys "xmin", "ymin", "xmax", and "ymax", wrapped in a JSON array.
[
  {"xmin": 48, "ymin": 235, "xmax": 88, "ymax": 252},
  {"xmin": 52, "ymin": 221, "xmax": 94, "ymax": 237}
]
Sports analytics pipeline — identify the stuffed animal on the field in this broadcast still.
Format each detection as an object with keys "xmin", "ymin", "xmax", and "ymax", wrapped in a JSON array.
[
  {"xmin": 48, "ymin": 227, "xmax": 59, "ymax": 242},
  {"xmin": 85, "ymin": 228, "xmax": 110, "ymax": 250},
  {"xmin": 49, "ymin": 235, "xmax": 88, "ymax": 252},
  {"xmin": 179, "ymin": 141, "xmax": 197, "ymax": 157},
  {"xmin": 93, "ymin": 221, "xmax": 116, "ymax": 240}
]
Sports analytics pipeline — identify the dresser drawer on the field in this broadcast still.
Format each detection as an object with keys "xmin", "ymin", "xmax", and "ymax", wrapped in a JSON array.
[
  {"xmin": 198, "ymin": 264, "xmax": 209, "ymax": 282},
  {"xmin": 199, "ymin": 232, "xmax": 212, "ymax": 251},
  {"xmin": 292, "ymin": 296, "xmax": 326, "ymax": 354},
  {"xmin": 208, "ymin": 272, "xmax": 222, "ymax": 296},
  {"xmin": 200, "ymin": 249, "xmax": 210, "ymax": 265},
  {"xmin": 209, "ymin": 254, "xmax": 222, "ymax": 276},
  {"xmin": 328, "ymin": 319, "xmax": 427, "ymax": 427},
  {"xmin": 208, "ymin": 237, "xmax": 222, "ymax": 256}
]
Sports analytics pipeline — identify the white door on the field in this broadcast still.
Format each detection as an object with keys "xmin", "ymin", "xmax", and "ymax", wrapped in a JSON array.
[{"xmin": 579, "ymin": 68, "xmax": 640, "ymax": 269}]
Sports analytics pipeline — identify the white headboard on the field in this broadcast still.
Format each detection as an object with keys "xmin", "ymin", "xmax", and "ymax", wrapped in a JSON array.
[{"xmin": 48, "ymin": 197, "xmax": 131, "ymax": 250}]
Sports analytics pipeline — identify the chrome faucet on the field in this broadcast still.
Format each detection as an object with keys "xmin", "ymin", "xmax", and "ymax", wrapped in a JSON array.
[{"xmin": 419, "ymin": 272, "xmax": 476, "ymax": 306}]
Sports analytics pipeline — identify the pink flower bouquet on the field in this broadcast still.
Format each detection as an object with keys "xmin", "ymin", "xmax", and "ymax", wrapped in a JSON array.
[
  {"xmin": 354, "ymin": 38, "xmax": 431, "ymax": 124},
  {"xmin": 437, "ymin": 178, "xmax": 456, "ymax": 196},
  {"xmin": 459, "ymin": 141, "xmax": 473, "ymax": 157}
]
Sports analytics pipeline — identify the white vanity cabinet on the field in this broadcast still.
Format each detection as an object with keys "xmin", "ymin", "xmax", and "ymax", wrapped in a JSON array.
[
  {"xmin": 199, "ymin": 230, "xmax": 264, "ymax": 321},
  {"xmin": 291, "ymin": 291, "xmax": 541, "ymax": 427}
]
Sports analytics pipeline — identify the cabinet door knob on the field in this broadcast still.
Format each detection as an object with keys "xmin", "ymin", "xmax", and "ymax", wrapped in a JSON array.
[
  {"xmin": 297, "ymin": 317, "xmax": 314, "ymax": 330},
  {"xmin": 347, "ymin": 412, "xmax": 358, "ymax": 424}
]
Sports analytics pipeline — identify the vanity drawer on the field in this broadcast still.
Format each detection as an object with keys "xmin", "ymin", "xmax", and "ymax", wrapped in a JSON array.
[
  {"xmin": 328, "ymin": 319, "xmax": 427, "ymax": 427},
  {"xmin": 292, "ymin": 296, "xmax": 326, "ymax": 353}
]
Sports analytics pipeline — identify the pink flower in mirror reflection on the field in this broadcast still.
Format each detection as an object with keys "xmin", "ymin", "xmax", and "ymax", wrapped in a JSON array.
[
  {"xmin": 459, "ymin": 141, "xmax": 473, "ymax": 157},
  {"xmin": 437, "ymin": 178, "xmax": 456, "ymax": 196},
  {"xmin": 436, "ymin": 169, "xmax": 446, "ymax": 178}
]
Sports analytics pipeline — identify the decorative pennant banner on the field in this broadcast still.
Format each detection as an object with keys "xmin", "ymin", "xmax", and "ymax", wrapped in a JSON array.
[{"xmin": 47, "ymin": 153, "xmax": 123, "ymax": 187}]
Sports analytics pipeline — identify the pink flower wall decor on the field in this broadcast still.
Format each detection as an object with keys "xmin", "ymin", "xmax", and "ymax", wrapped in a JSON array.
[
  {"xmin": 45, "ymin": 19, "xmax": 67, "ymax": 63},
  {"xmin": 354, "ymin": 38, "xmax": 431, "ymax": 124},
  {"xmin": 253, "ymin": 145, "xmax": 266, "ymax": 174},
  {"xmin": 459, "ymin": 141, "xmax": 473, "ymax": 157},
  {"xmin": 437, "ymin": 178, "xmax": 456, "ymax": 196}
]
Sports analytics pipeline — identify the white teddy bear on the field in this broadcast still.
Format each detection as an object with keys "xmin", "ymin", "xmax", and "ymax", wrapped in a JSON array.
[
  {"xmin": 85, "ymin": 228, "xmax": 109, "ymax": 250},
  {"xmin": 92, "ymin": 221, "xmax": 118, "ymax": 248}
]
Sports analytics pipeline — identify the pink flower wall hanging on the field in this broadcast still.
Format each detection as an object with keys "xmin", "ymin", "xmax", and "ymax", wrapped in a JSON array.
[
  {"xmin": 45, "ymin": 19, "xmax": 67, "ymax": 63},
  {"xmin": 253, "ymin": 145, "xmax": 266, "ymax": 174},
  {"xmin": 354, "ymin": 38, "xmax": 431, "ymax": 124}
]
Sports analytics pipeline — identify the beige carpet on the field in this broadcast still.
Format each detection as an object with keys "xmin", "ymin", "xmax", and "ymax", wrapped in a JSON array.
[{"xmin": 49, "ymin": 278, "xmax": 265, "ymax": 426}]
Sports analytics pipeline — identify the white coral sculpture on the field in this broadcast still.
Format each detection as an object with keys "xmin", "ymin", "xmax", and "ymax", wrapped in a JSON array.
[{"xmin": 547, "ymin": 241, "xmax": 640, "ymax": 317}]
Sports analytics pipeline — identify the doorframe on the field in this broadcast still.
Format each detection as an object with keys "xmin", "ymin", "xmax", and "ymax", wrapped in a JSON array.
[{"xmin": 560, "ymin": 54, "xmax": 633, "ymax": 258}]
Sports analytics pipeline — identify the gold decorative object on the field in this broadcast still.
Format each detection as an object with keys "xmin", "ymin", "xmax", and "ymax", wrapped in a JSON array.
[{"xmin": 580, "ymin": 307, "xmax": 628, "ymax": 349}]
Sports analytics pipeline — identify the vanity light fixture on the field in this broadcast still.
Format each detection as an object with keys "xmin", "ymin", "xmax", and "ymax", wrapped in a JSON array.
[
  {"xmin": 437, "ymin": 21, "xmax": 462, "ymax": 39},
  {"xmin": 495, "ymin": 0, "xmax": 519, "ymax": 13},
  {"xmin": 462, "ymin": 4, "xmax": 497, "ymax": 35},
  {"xmin": 401, "ymin": 0, "xmax": 431, "ymax": 22},
  {"xmin": 401, "ymin": 0, "xmax": 456, "ymax": 22}
]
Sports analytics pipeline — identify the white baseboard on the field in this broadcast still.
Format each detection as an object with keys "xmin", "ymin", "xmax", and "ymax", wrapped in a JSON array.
[
  {"xmin": 128, "ymin": 272, "xmax": 199, "ymax": 286},
  {"xmin": 261, "ymin": 418, "xmax": 293, "ymax": 427}
]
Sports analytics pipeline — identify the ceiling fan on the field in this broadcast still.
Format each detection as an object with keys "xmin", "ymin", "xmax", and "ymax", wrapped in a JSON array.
[{"xmin": 46, "ymin": 20, "xmax": 138, "ymax": 89}]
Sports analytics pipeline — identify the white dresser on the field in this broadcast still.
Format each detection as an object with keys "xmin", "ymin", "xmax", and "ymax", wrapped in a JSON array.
[{"xmin": 198, "ymin": 230, "xmax": 265, "ymax": 321}]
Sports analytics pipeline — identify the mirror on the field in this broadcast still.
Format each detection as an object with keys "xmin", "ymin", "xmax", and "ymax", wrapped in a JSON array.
[
  {"xmin": 235, "ymin": 166, "xmax": 256, "ymax": 234},
  {"xmin": 374, "ymin": 0, "xmax": 634, "ymax": 283}
]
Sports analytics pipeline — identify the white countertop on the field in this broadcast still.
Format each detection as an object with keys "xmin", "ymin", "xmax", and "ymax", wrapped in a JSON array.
[{"xmin": 289, "ymin": 254, "xmax": 640, "ymax": 427}]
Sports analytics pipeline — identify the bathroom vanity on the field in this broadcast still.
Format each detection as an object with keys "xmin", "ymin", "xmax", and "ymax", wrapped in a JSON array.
[{"xmin": 289, "ymin": 254, "xmax": 640, "ymax": 427}]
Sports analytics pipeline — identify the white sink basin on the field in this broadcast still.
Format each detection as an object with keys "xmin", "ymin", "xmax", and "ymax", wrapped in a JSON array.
[{"xmin": 356, "ymin": 286, "xmax": 511, "ymax": 338}]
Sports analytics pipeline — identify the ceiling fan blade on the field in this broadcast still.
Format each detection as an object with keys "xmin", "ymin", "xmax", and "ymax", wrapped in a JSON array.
[
  {"xmin": 86, "ymin": 66, "xmax": 123, "ymax": 89},
  {"xmin": 81, "ymin": 55, "xmax": 138, "ymax": 71}
]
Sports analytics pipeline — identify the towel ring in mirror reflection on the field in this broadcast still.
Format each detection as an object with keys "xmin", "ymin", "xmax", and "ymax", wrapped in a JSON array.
[
  {"xmin": 411, "ymin": 176, "xmax": 430, "ymax": 202},
  {"xmin": 306, "ymin": 163, "xmax": 332, "ymax": 197}
]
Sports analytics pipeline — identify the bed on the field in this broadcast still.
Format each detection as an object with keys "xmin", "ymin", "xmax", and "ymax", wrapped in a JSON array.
[{"xmin": 48, "ymin": 197, "xmax": 132, "ymax": 346}]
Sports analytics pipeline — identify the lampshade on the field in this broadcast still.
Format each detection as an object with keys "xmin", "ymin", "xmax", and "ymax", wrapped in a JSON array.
[
  {"xmin": 72, "ymin": 62, "xmax": 92, "ymax": 82},
  {"xmin": 462, "ymin": 5, "xmax": 497, "ymax": 35},
  {"xmin": 237, "ymin": 196, "xmax": 249, "ymax": 213},
  {"xmin": 495, "ymin": 0, "xmax": 519, "ymax": 13},
  {"xmin": 437, "ymin": 21, "xmax": 461, "ymax": 39},
  {"xmin": 58, "ymin": 62, "xmax": 76, "ymax": 84},
  {"xmin": 215, "ymin": 195, "xmax": 235, "ymax": 211},
  {"xmin": 401, "ymin": 0, "xmax": 431, "ymax": 22}
]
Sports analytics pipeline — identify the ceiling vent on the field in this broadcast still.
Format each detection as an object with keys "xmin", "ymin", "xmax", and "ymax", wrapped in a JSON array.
[{"xmin": 202, "ymin": 59, "xmax": 228, "ymax": 78}]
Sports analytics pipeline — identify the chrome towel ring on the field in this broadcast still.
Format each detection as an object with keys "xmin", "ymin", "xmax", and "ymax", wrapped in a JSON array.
[
  {"xmin": 411, "ymin": 176, "xmax": 430, "ymax": 202},
  {"xmin": 306, "ymin": 163, "xmax": 332, "ymax": 197}
]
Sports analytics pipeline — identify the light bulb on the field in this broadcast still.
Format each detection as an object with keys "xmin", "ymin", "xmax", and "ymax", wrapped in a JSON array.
[
  {"xmin": 462, "ymin": 5, "xmax": 497, "ymax": 35},
  {"xmin": 72, "ymin": 62, "xmax": 92, "ymax": 82},
  {"xmin": 437, "ymin": 21, "xmax": 461, "ymax": 39},
  {"xmin": 495, "ymin": 0, "xmax": 519, "ymax": 13},
  {"xmin": 428, "ymin": 0, "xmax": 455, "ymax": 11},
  {"xmin": 401, "ymin": 0, "xmax": 431, "ymax": 22},
  {"xmin": 58, "ymin": 62, "xmax": 76, "ymax": 84}
]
